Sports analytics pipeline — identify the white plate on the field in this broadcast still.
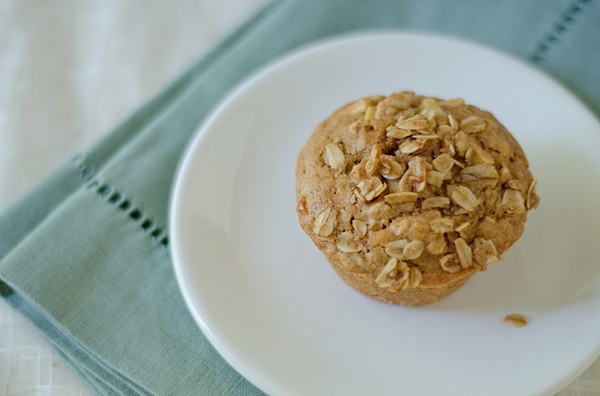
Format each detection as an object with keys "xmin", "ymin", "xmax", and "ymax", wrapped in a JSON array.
[{"xmin": 170, "ymin": 32, "xmax": 600, "ymax": 396}]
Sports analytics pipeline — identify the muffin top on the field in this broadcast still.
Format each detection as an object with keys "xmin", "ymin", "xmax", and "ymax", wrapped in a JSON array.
[{"xmin": 296, "ymin": 91, "xmax": 539, "ymax": 293}]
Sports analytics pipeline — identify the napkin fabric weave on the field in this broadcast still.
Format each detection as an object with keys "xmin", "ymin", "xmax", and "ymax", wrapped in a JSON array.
[{"xmin": 1, "ymin": 1, "xmax": 599, "ymax": 395}]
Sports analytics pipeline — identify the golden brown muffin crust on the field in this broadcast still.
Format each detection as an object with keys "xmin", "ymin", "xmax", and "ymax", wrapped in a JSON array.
[{"xmin": 296, "ymin": 92, "xmax": 539, "ymax": 305}]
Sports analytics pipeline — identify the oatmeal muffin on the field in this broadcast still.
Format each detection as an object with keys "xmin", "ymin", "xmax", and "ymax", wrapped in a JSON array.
[{"xmin": 296, "ymin": 91, "xmax": 539, "ymax": 306}]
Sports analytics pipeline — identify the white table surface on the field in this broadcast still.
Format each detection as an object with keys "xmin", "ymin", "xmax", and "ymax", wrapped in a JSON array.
[{"xmin": 0, "ymin": 1, "xmax": 598, "ymax": 395}]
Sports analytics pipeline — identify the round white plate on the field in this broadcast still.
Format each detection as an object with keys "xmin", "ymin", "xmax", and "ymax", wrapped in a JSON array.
[{"xmin": 170, "ymin": 32, "xmax": 600, "ymax": 396}]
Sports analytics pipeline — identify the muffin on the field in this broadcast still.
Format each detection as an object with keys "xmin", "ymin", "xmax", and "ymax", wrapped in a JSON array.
[{"xmin": 295, "ymin": 91, "xmax": 539, "ymax": 306}]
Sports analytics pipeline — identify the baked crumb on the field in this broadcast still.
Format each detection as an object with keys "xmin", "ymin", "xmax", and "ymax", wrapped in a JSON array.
[{"xmin": 504, "ymin": 313, "xmax": 528, "ymax": 327}]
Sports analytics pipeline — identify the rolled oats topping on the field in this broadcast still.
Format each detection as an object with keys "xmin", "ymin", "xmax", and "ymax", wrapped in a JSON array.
[
  {"xmin": 430, "ymin": 217, "xmax": 455, "ymax": 234},
  {"xmin": 385, "ymin": 92, "xmax": 412, "ymax": 110},
  {"xmin": 460, "ymin": 116, "xmax": 486, "ymax": 133},
  {"xmin": 390, "ymin": 218, "xmax": 410, "ymax": 236},
  {"xmin": 347, "ymin": 120, "xmax": 360, "ymax": 135},
  {"xmin": 364, "ymin": 106, "xmax": 376, "ymax": 123},
  {"xmin": 422, "ymin": 196, "xmax": 451, "ymax": 210},
  {"xmin": 324, "ymin": 143, "xmax": 345, "ymax": 170},
  {"xmin": 352, "ymin": 219, "xmax": 368, "ymax": 238},
  {"xmin": 387, "ymin": 179, "xmax": 400, "ymax": 193},
  {"xmin": 395, "ymin": 114, "xmax": 430, "ymax": 132},
  {"xmin": 379, "ymin": 154, "xmax": 406, "ymax": 180},
  {"xmin": 403, "ymin": 240, "xmax": 425, "ymax": 260},
  {"xmin": 385, "ymin": 239, "xmax": 409, "ymax": 260},
  {"xmin": 375, "ymin": 258, "xmax": 409, "ymax": 291},
  {"xmin": 454, "ymin": 238, "xmax": 473, "ymax": 268},
  {"xmin": 349, "ymin": 162, "xmax": 368, "ymax": 184},
  {"xmin": 465, "ymin": 137, "xmax": 495, "ymax": 165},
  {"xmin": 440, "ymin": 98, "xmax": 465, "ymax": 108},
  {"xmin": 448, "ymin": 113, "xmax": 460, "ymax": 130},
  {"xmin": 442, "ymin": 135, "xmax": 457, "ymax": 156},
  {"xmin": 408, "ymin": 156, "xmax": 427, "ymax": 192},
  {"xmin": 526, "ymin": 180, "xmax": 539, "ymax": 210},
  {"xmin": 427, "ymin": 234, "xmax": 447, "ymax": 255},
  {"xmin": 460, "ymin": 164, "xmax": 499, "ymax": 180},
  {"xmin": 437, "ymin": 124, "xmax": 455, "ymax": 137},
  {"xmin": 335, "ymin": 232, "xmax": 362, "ymax": 253},
  {"xmin": 454, "ymin": 221, "xmax": 470, "ymax": 233},
  {"xmin": 472, "ymin": 237, "xmax": 500, "ymax": 266},
  {"xmin": 454, "ymin": 131, "xmax": 469, "ymax": 157},
  {"xmin": 407, "ymin": 266, "xmax": 423, "ymax": 289},
  {"xmin": 314, "ymin": 208, "xmax": 337, "ymax": 238},
  {"xmin": 346, "ymin": 98, "xmax": 369, "ymax": 114},
  {"xmin": 440, "ymin": 253, "xmax": 462, "ymax": 273},
  {"xmin": 412, "ymin": 133, "xmax": 440, "ymax": 140},
  {"xmin": 384, "ymin": 192, "xmax": 419, "ymax": 205},
  {"xmin": 297, "ymin": 91, "xmax": 539, "ymax": 306},
  {"xmin": 374, "ymin": 100, "xmax": 396, "ymax": 121},
  {"xmin": 501, "ymin": 189, "xmax": 525, "ymax": 214},
  {"xmin": 398, "ymin": 139, "xmax": 426, "ymax": 154},
  {"xmin": 426, "ymin": 170, "xmax": 444, "ymax": 187},
  {"xmin": 432, "ymin": 153, "xmax": 455, "ymax": 175},
  {"xmin": 397, "ymin": 165, "xmax": 415, "ymax": 191},
  {"xmin": 365, "ymin": 144, "xmax": 382, "ymax": 176},
  {"xmin": 507, "ymin": 179, "xmax": 522, "ymax": 190},
  {"xmin": 387, "ymin": 126, "xmax": 416, "ymax": 139},
  {"xmin": 450, "ymin": 185, "xmax": 479, "ymax": 212},
  {"xmin": 356, "ymin": 176, "xmax": 387, "ymax": 202},
  {"xmin": 498, "ymin": 166, "xmax": 512, "ymax": 182}
]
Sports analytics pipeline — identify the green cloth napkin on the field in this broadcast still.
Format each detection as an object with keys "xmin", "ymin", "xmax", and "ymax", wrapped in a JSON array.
[{"xmin": 1, "ymin": 0, "xmax": 599, "ymax": 394}]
